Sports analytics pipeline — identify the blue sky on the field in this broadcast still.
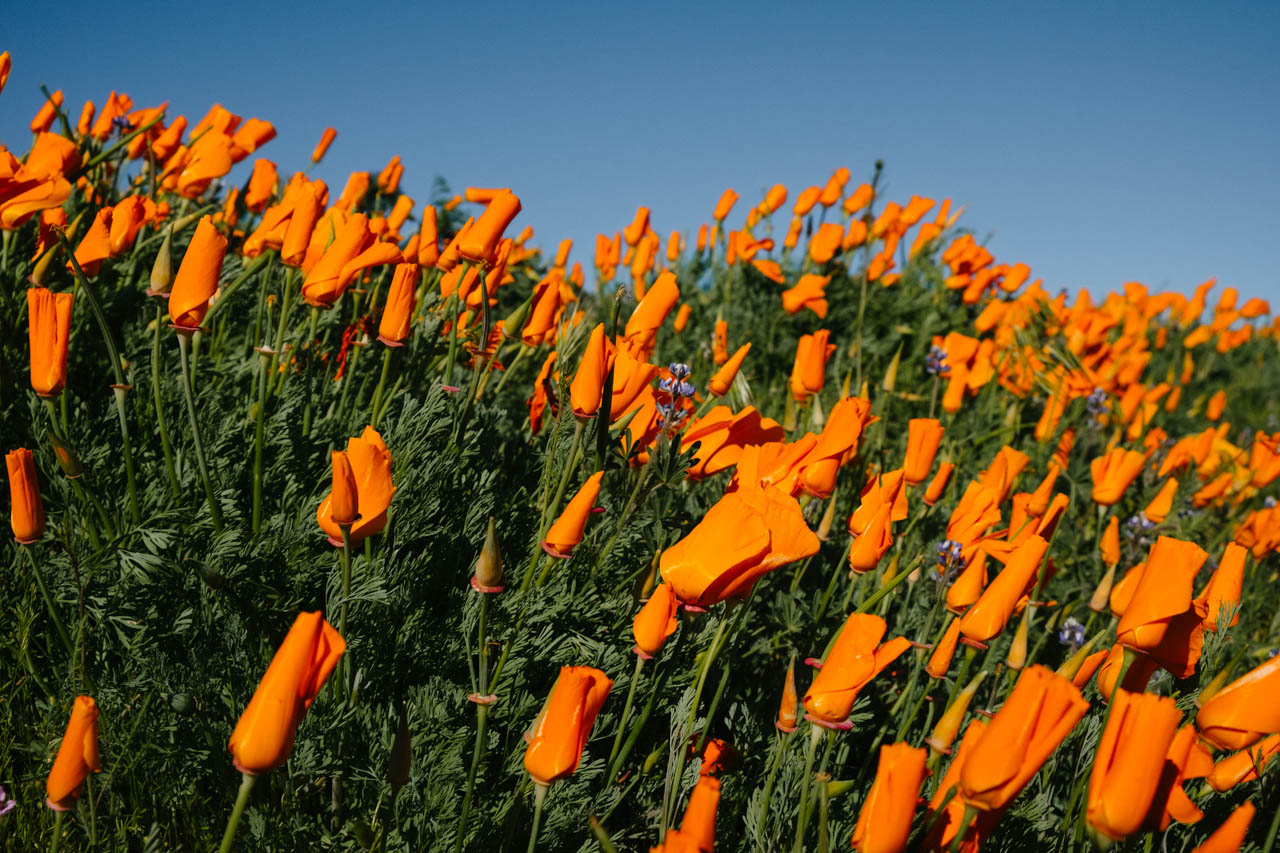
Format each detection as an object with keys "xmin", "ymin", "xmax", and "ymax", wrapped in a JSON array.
[{"xmin": 3, "ymin": 1, "xmax": 1278, "ymax": 299}]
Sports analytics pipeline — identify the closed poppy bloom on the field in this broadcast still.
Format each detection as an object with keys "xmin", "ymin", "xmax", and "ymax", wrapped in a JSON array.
[
  {"xmin": 377, "ymin": 263, "xmax": 420, "ymax": 345},
  {"xmin": 712, "ymin": 319, "xmax": 728, "ymax": 365},
  {"xmin": 1144, "ymin": 477, "xmax": 1179, "ymax": 523},
  {"xmin": 1196, "ymin": 653, "xmax": 1280, "ymax": 751},
  {"xmin": 923, "ymin": 462, "xmax": 955, "ymax": 506},
  {"xmin": 230, "ymin": 118, "xmax": 276, "ymax": 162},
  {"xmin": 803, "ymin": 613, "xmax": 910, "ymax": 728},
  {"xmin": 624, "ymin": 270, "xmax": 679, "ymax": 350},
  {"xmin": 781, "ymin": 274, "xmax": 830, "ymax": 317},
  {"xmin": 1196, "ymin": 543, "xmax": 1246, "ymax": 631},
  {"xmin": 926, "ymin": 616, "xmax": 962, "ymax": 679},
  {"xmin": 0, "ymin": 173, "xmax": 72, "ymax": 230},
  {"xmin": 1207, "ymin": 734, "xmax": 1280, "ymax": 792},
  {"xmin": 70, "ymin": 207, "xmax": 113, "ymax": 276},
  {"xmin": 108, "ymin": 195, "xmax": 153, "ymax": 256},
  {"xmin": 709, "ymin": 343, "xmax": 750, "ymax": 396},
  {"xmin": 926, "ymin": 721, "xmax": 1001, "ymax": 853},
  {"xmin": 569, "ymin": 324, "xmax": 616, "ymax": 420},
  {"xmin": 682, "ymin": 406, "xmax": 784, "ymax": 480},
  {"xmin": 927, "ymin": 672, "xmax": 986, "ymax": 758},
  {"xmin": 1100, "ymin": 516, "xmax": 1120, "ymax": 566},
  {"xmin": 1116, "ymin": 536, "xmax": 1209, "ymax": 678},
  {"xmin": 168, "ymin": 216, "xmax": 227, "ymax": 329},
  {"xmin": 789, "ymin": 330, "xmax": 834, "ymax": 402},
  {"xmin": 458, "ymin": 190, "xmax": 521, "ymax": 264},
  {"xmin": 959, "ymin": 535, "xmax": 1049, "ymax": 644},
  {"xmin": 713, "ymin": 188, "xmax": 738, "ymax": 221},
  {"xmin": 528, "ymin": 350, "xmax": 558, "ymax": 434},
  {"xmin": 808, "ymin": 222, "xmax": 844, "ymax": 264},
  {"xmin": 1191, "ymin": 801, "xmax": 1255, "ymax": 853},
  {"xmin": 302, "ymin": 213, "xmax": 402, "ymax": 308},
  {"xmin": 777, "ymin": 656, "xmax": 799, "ymax": 732},
  {"xmin": 176, "ymin": 130, "xmax": 236, "ymax": 198},
  {"xmin": 958, "ymin": 665, "xmax": 1089, "ymax": 811},
  {"xmin": 851, "ymin": 743, "xmax": 927, "ymax": 853},
  {"xmin": 848, "ymin": 469, "xmax": 907, "ymax": 534},
  {"xmin": 8, "ymin": 448, "xmax": 46, "ymax": 544},
  {"xmin": 30, "ymin": 89, "xmax": 63, "ymax": 134},
  {"xmin": 316, "ymin": 427, "xmax": 395, "ymax": 544},
  {"xmin": 243, "ymin": 158, "xmax": 278, "ymax": 212},
  {"xmin": 673, "ymin": 303, "xmax": 692, "ymax": 334},
  {"xmin": 1090, "ymin": 448, "xmax": 1146, "ymax": 506},
  {"xmin": 609, "ymin": 347, "xmax": 658, "ymax": 420},
  {"xmin": 653, "ymin": 775, "xmax": 720, "ymax": 852},
  {"xmin": 0, "ymin": 51, "xmax": 9, "ymax": 94},
  {"xmin": 1094, "ymin": 643, "xmax": 1159, "ymax": 700},
  {"xmin": 660, "ymin": 480, "xmax": 818, "ymax": 608},
  {"xmin": 311, "ymin": 127, "xmax": 337, "ymax": 163},
  {"xmin": 328, "ymin": 450, "xmax": 358, "ymax": 527},
  {"xmin": 903, "ymin": 418, "xmax": 945, "ymax": 485},
  {"xmin": 1086, "ymin": 689, "xmax": 1180, "ymax": 840},
  {"xmin": 27, "ymin": 287, "xmax": 73, "ymax": 396},
  {"xmin": 45, "ymin": 696, "xmax": 100, "ymax": 810},
  {"xmin": 633, "ymin": 582, "xmax": 679, "ymax": 658},
  {"xmin": 523, "ymin": 665, "xmax": 612, "ymax": 786},
  {"xmin": 798, "ymin": 396, "xmax": 874, "ymax": 499},
  {"xmin": 229, "ymin": 611, "xmax": 345, "ymax": 775},
  {"xmin": 1206, "ymin": 390, "xmax": 1226, "ymax": 421},
  {"xmin": 1145, "ymin": 724, "xmax": 1215, "ymax": 828},
  {"xmin": 544, "ymin": 471, "xmax": 604, "ymax": 557},
  {"xmin": 849, "ymin": 503, "xmax": 893, "ymax": 573}
]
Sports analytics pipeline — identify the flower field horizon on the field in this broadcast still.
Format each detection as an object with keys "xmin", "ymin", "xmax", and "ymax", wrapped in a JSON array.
[{"xmin": 1, "ymin": 53, "xmax": 1279, "ymax": 852}]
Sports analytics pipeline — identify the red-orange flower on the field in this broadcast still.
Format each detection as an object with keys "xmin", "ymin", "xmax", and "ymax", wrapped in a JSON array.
[
  {"xmin": 543, "ymin": 471, "xmax": 604, "ymax": 557},
  {"xmin": 45, "ymin": 696, "xmax": 100, "ymax": 810},
  {"xmin": 1116, "ymin": 536, "xmax": 1209, "ymax": 678},
  {"xmin": 1090, "ymin": 448, "xmax": 1146, "ymax": 506},
  {"xmin": 27, "ymin": 287, "xmax": 73, "ymax": 396},
  {"xmin": 852, "ymin": 742, "xmax": 927, "ymax": 853},
  {"xmin": 803, "ymin": 613, "xmax": 910, "ymax": 728},
  {"xmin": 316, "ymin": 427, "xmax": 395, "ymax": 544},
  {"xmin": 1196, "ymin": 653, "xmax": 1280, "ymax": 751},
  {"xmin": 523, "ymin": 665, "xmax": 612, "ymax": 785},
  {"xmin": 168, "ymin": 216, "xmax": 227, "ymax": 329},
  {"xmin": 903, "ymin": 418, "xmax": 944, "ymax": 485},
  {"xmin": 8, "ymin": 448, "xmax": 46, "ymax": 544},
  {"xmin": 633, "ymin": 582, "xmax": 679, "ymax": 658}
]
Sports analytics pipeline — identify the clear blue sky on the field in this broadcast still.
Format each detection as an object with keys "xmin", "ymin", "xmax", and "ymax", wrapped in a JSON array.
[{"xmin": 4, "ymin": 1, "xmax": 1278, "ymax": 300}]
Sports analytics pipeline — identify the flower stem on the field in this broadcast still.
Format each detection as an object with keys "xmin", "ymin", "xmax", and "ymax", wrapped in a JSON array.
[
  {"xmin": 755, "ymin": 731, "xmax": 789, "ymax": 843},
  {"xmin": 605, "ymin": 655, "xmax": 646, "ymax": 783},
  {"xmin": 526, "ymin": 782, "xmax": 548, "ymax": 853},
  {"xmin": 217, "ymin": 773, "xmax": 257, "ymax": 853},
  {"xmin": 47, "ymin": 811, "xmax": 64, "ymax": 853},
  {"xmin": 338, "ymin": 524, "xmax": 353, "ymax": 696},
  {"xmin": 370, "ymin": 345, "xmax": 395, "ymax": 428},
  {"xmin": 790, "ymin": 723, "xmax": 826, "ymax": 853},
  {"xmin": 151, "ymin": 303, "xmax": 181, "ymax": 498},
  {"xmin": 25, "ymin": 546, "xmax": 73, "ymax": 659},
  {"xmin": 177, "ymin": 331, "xmax": 223, "ymax": 532},
  {"xmin": 251, "ymin": 349, "xmax": 270, "ymax": 534},
  {"xmin": 455, "ymin": 593, "xmax": 491, "ymax": 852}
]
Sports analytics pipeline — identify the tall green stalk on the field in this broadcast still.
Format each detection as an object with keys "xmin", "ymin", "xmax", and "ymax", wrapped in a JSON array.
[{"xmin": 176, "ymin": 331, "xmax": 224, "ymax": 532}]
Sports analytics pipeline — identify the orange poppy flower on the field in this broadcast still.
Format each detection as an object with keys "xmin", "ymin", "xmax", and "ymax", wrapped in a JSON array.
[
  {"xmin": 798, "ymin": 396, "xmax": 874, "ymax": 499},
  {"xmin": 808, "ymin": 222, "xmax": 844, "ymax": 264},
  {"xmin": 926, "ymin": 721, "xmax": 1000, "ymax": 853},
  {"xmin": 923, "ymin": 462, "xmax": 955, "ymax": 506},
  {"xmin": 1206, "ymin": 390, "xmax": 1226, "ymax": 421},
  {"xmin": 229, "ymin": 611, "xmax": 345, "ymax": 775},
  {"xmin": 1116, "ymin": 536, "xmax": 1209, "ymax": 678},
  {"xmin": 712, "ymin": 319, "xmax": 729, "ymax": 365},
  {"xmin": 851, "ymin": 742, "xmax": 927, "ymax": 853},
  {"xmin": 328, "ymin": 450, "xmax": 358, "ymax": 528},
  {"xmin": 569, "ymin": 324, "xmax": 616, "ymax": 420},
  {"xmin": 1144, "ymin": 478, "xmax": 1179, "ymax": 523},
  {"xmin": 377, "ymin": 263, "xmax": 421, "ymax": 345},
  {"xmin": 848, "ymin": 469, "xmax": 907, "ymax": 535},
  {"xmin": 245, "ymin": 158, "xmax": 278, "ymax": 211},
  {"xmin": 926, "ymin": 616, "xmax": 962, "ymax": 679},
  {"xmin": 849, "ymin": 503, "xmax": 893, "ymax": 573},
  {"xmin": 946, "ymin": 481, "xmax": 1002, "ymax": 549},
  {"xmin": 302, "ymin": 213, "xmax": 402, "ymax": 308},
  {"xmin": 713, "ymin": 188, "xmax": 738, "ymax": 221},
  {"xmin": 903, "ymin": 418, "xmax": 945, "ymax": 485},
  {"xmin": 316, "ymin": 427, "xmax": 395, "ymax": 544},
  {"xmin": 1100, "ymin": 516, "xmax": 1120, "ymax": 566},
  {"xmin": 27, "ymin": 287, "xmax": 73, "ymax": 397},
  {"xmin": 527, "ymin": 350, "xmax": 558, "ymax": 434},
  {"xmin": 708, "ymin": 343, "xmax": 750, "ymax": 397},
  {"xmin": 789, "ymin": 330, "xmax": 834, "ymax": 402},
  {"xmin": 633, "ymin": 582, "xmax": 679, "ymax": 658},
  {"xmin": 624, "ymin": 270, "xmax": 679, "ymax": 352},
  {"xmin": 609, "ymin": 346, "xmax": 658, "ymax": 420},
  {"xmin": 927, "ymin": 672, "xmax": 986, "ymax": 758},
  {"xmin": 523, "ymin": 665, "xmax": 612, "ymax": 785},
  {"xmin": 1207, "ymin": 734, "xmax": 1279, "ymax": 793},
  {"xmin": 803, "ymin": 613, "xmax": 910, "ymax": 728},
  {"xmin": 459, "ymin": 190, "xmax": 522, "ymax": 264},
  {"xmin": 311, "ymin": 127, "xmax": 337, "ymax": 163},
  {"xmin": 1196, "ymin": 653, "xmax": 1280, "ymax": 751},
  {"xmin": 1090, "ymin": 448, "xmax": 1146, "ymax": 506},
  {"xmin": 673, "ymin": 303, "xmax": 692, "ymax": 334},
  {"xmin": 543, "ymin": 471, "xmax": 604, "ymax": 557},
  {"xmin": 781, "ymin": 274, "xmax": 830, "ymax": 318},
  {"xmin": 7, "ymin": 447, "xmax": 46, "ymax": 545},
  {"xmin": 45, "ymin": 696, "xmax": 100, "ymax": 810},
  {"xmin": 70, "ymin": 207, "xmax": 113, "ymax": 276},
  {"xmin": 1190, "ymin": 801, "xmax": 1255, "ymax": 853},
  {"xmin": 959, "ymin": 534, "xmax": 1048, "ymax": 644},
  {"xmin": 1086, "ymin": 689, "xmax": 1180, "ymax": 840},
  {"xmin": 30, "ymin": 89, "xmax": 63, "ymax": 134},
  {"xmin": 958, "ymin": 665, "xmax": 1089, "ymax": 811},
  {"xmin": 681, "ymin": 406, "xmax": 784, "ymax": 480},
  {"xmin": 660, "ymin": 479, "xmax": 818, "ymax": 608},
  {"xmin": 1195, "ymin": 543, "xmax": 1245, "ymax": 632},
  {"xmin": 168, "ymin": 216, "xmax": 227, "ymax": 330}
]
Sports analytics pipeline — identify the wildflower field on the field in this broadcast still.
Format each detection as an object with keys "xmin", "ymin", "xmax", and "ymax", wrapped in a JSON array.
[{"xmin": 2, "ymin": 54, "xmax": 1280, "ymax": 852}]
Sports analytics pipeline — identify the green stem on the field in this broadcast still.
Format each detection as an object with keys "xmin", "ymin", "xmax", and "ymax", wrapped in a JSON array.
[
  {"xmin": 1262, "ymin": 786, "xmax": 1280, "ymax": 853},
  {"xmin": 302, "ymin": 307, "xmax": 321, "ymax": 437},
  {"xmin": 110, "ymin": 385, "xmax": 141, "ymax": 526},
  {"xmin": 491, "ymin": 343, "xmax": 529, "ymax": 396},
  {"xmin": 605, "ymin": 655, "xmax": 645, "ymax": 784},
  {"xmin": 177, "ymin": 332, "xmax": 224, "ymax": 532},
  {"xmin": 370, "ymin": 345, "xmax": 395, "ymax": 428},
  {"xmin": 151, "ymin": 303, "xmax": 181, "ymax": 498},
  {"xmin": 202, "ymin": 253, "xmax": 271, "ymax": 329},
  {"xmin": 526, "ymin": 782, "xmax": 548, "ymax": 853},
  {"xmin": 338, "ymin": 525, "xmax": 353, "ymax": 696},
  {"xmin": 791, "ymin": 724, "xmax": 825, "ymax": 853},
  {"xmin": 455, "ymin": 593, "xmax": 491, "ymax": 852},
  {"xmin": 217, "ymin": 773, "xmax": 257, "ymax": 853},
  {"xmin": 755, "ymin": 732, "xmax": 790, "ymax": 846},
  {"xmin": 25, "ymin": 546, "xmax": 74, "ymax": 658},
  {"xmin": 47, "ymin": 810, "xmax": 64, "ymax": 853},
  {"xmin": 251, "ymin": 350, "xmax": 270, "ymax": 534}
]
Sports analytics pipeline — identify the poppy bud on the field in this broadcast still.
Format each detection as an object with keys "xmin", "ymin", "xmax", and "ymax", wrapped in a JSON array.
[
  {"xmin": 922, "ymin": 462, "xmax": 954, "ymax": 506},
  {"xmin": 926, "ymin": 671, "xmax": 987, "ymax": 758},
  {"xmin": 47, "ymin": 433, "xmax": 83, "ymax": 479},
  {"xmin": 632, "ymin": 582, "xmax": 678, "ymax": 658},
  {"xmin": 543, "ymin": 471, "xmax": 604, "ymax": 557},
  {"xmin": 926, "ymin": 616, "xmax": 962, "ymax": 679},
  {"xmin": 45, "ymin": 696, "xmax": 100, "ymax": 810},
  {"xmin": 312, "ymin": 127, "xmax": 337, "ymax": 163},
  {"xmin": 473, "ymin": 517, "xmax": 504, "ymax": 593},
  {"xmin": 7, "ymin": 448, "xmax": 46, "ymax": 544},
  {"xmin": 713, "ymin": 188, "xmax": 738, "ymax": 221},
  {"xmin": 27, "ymin": 287, "xmax": 73, "ymax": 397},
  {"xmin": 777, "ymin": 655, "xmax": 799, "ymax": 733},
  {"xmin": 329, "ymin": 450, "xmax": 358, "ymax": 527},
  {"xmin": 708, "ymin": 343, "xmax": 750, "ymax": 397}
]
